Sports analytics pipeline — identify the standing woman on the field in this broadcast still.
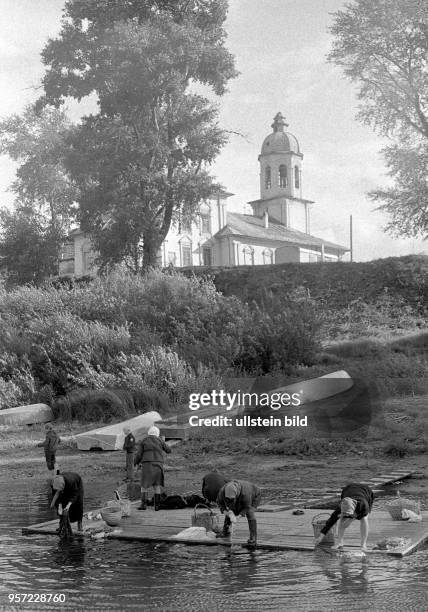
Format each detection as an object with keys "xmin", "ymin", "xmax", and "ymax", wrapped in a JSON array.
[
  {"xmin": 134, "ymin": 426, "xmax": 171, "ymax": 510},
  {"xmin": 50, "ymin": 472, "xmax": 84, "ymax": 533}
]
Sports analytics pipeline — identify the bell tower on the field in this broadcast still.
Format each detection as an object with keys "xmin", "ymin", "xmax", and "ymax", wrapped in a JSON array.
[
  {"xmin": 258, "ymin": 112, "xmax": 303, "ymax": 201},
  {"xmin": 249, "ymin": 113, "xmax": 312, "ymax": 232}
]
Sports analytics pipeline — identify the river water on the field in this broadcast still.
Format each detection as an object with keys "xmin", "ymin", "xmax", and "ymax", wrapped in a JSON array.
[{"xmin": 1, "ymin": 481, "xmax": 428, "ymax": 611}]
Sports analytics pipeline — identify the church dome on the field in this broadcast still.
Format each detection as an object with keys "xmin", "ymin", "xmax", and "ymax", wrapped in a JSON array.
[{"xmin": 260, "ymin": 112, "xmax": 300, "ymax": 155}]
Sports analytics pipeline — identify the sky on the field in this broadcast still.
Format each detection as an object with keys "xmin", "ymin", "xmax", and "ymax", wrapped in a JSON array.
[{"xmin": 0, "ymin": 0, "xmax": 426, "ymax": 261}]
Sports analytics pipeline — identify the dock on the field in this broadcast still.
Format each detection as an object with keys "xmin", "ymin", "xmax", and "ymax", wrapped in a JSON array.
[{"xmin": 22, "ymin": 504, "xmax": 428, "ymax": 557}]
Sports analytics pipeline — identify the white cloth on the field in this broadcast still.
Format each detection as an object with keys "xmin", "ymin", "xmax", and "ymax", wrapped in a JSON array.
[{"xmin": 171, "ymin": 527, "xmax": 216, "ymax": 541}]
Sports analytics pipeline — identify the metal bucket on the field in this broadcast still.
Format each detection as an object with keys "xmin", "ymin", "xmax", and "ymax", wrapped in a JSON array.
[{"xmin": 312, "ymin": 513, "xmax": 335, "ymax": 544}]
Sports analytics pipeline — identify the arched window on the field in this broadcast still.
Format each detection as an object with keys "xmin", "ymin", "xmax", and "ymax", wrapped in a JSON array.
[
  {"xmin": 243, "ymin": 246, "xmax": 254, "ymax": 265},
  {"xmin": 262, "ymin": 248, "xmax": 273, "ymax": 265},
  {"xmin": 180, "ymin": 239, "xmax": 192, "ymax": 267},
  {"xmin": 279, "ymin": 165, "xmax": 287, "ymax": 188},
  {"xmin": 265, "ymin": 166, "xmax": 271, "ymax": 189},
  {"xmin": 295, "ymin": 165, "xmax": 300, "ymax": 189}
]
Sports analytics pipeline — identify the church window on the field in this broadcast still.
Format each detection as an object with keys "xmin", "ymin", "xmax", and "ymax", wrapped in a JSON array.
[
  {"xmin": 279, "ymin": 165, "xmax": 288, "ymax": 187},
  {"xmin": 181, "ymin": 241, "xmax": 192, "ymax": 266},
  {"xmin": 262, "ymin": 248, "xmax": 273, "ymax": 265},
  {"xmin": 61, "ymin": 242, "xmax": 74, "ymax": 260},
  {"xmin": 202, "ymin": 247, "xmax": 212, "ymax": 266},
  {"xmin": 265, "ymin": 166, "xmax": 271, "ymax": 189},
  {"xmin": 200, "ymin": 213, "xmax": 211, "ymax": 234},
  {"xmin": 243, "ymin": 246, "xmax": 254, "ymax": 265},
  {"xmin": 295, "ymin": 165, "xmax": 300, "ymax": 188}
]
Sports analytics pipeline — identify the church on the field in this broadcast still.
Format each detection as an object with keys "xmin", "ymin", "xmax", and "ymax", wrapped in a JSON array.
[{"xmin": 59, "ymin": 113, "xmax": 348, "ymax": 276}]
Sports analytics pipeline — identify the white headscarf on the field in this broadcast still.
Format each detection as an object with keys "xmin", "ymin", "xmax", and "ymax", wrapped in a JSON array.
[
  {"xmin": 52, "ymin": 475, "xmax": 65, "ymax": 491},
  {"xmin": 224, "ymin": 481, "xmax": 240, "ymax": 499},
  {"xmin": 148, "ymin": 425, "xmax": 160, "ymax": 437},
  {"xmin": 341, "ymin": 497, "xmax": 357, "ymax": 517}
]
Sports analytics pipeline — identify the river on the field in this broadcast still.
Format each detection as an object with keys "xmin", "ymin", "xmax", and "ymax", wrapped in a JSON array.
[{"xmin": 1, "ymin": 480, "xmax": 427, "ymax": 611}]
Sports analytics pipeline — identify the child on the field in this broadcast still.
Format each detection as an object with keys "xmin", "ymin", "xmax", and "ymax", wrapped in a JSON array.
[
  {"xmin": 123, "ymin": 426, "xmax": 136, "ymax": 481},
  {"xmin": 37, "ymin": 423, "xmax": 60, "ymax": 477}
]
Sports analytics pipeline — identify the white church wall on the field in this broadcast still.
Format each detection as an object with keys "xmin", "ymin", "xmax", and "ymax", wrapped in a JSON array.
[
  {"xmin": 275, "ymin": 245, "xmax": 300, "ymax": 263},
  {"xmin": 288, "ymin": 200, "xmax": 307, "ymax": 233}
]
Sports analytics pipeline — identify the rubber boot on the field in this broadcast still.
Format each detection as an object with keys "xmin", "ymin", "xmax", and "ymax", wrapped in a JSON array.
[
  {"xmin": 154, "ymin": 494, "xmax": 161, "ymax": 511},
  {"xmin": 247, "ymin": 518, "xmax": 257, "ymax": 548},
  {"xmin": 217, "ymin": 515, "xmax": 232, "ymax": 538},
  {"xmin": 138, "ymin": 493, "xmax": 147, "ymax": 510}
]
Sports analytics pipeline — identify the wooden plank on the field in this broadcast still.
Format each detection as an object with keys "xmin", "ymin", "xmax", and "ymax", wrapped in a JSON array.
[{"xmin": 22, "ymin": 507, "xmax": 428, "ymax": 556}]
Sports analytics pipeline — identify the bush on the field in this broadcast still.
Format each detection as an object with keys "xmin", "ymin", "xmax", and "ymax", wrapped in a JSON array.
[
  {"xmin": 53, "ymin": 387, "xmax": 170, "ymax": 423},
  {"xmin": 235, "ymin": 292, "xmax": 323, "ymax": 373},
  {"xmin": 107, "ymin": 347, "xmax": 223, "ymax": 406},
  {"xmin": 0, "ymin": 377, "xmax": 24, "ymax": 409}
]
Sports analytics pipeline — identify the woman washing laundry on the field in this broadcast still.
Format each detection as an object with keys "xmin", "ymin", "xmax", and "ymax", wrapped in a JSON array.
[
  {"xmin": 314, "ymin": 483, "xmax": 374, "ymax": 551},
  {"xmin": 134, "ymin": 426, "xmax": 171, "ymax": 511},
  {"xmin": 50, "ymin": 472, "xmax": 84, "ymax": 534},
  {"xmin": 217, "ymin": 480, "xmax": 261, "ymax": 548}
]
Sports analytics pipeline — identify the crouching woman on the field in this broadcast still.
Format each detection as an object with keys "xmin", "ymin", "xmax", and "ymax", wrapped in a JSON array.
[
  {"xmin": 217, "ymin": 480, "xmax": 261, "ymax": 548},
  {"xmin": 50, "ymin": 472, "xmax": 84, "ymax": 533},
  {"xmin": 314, "ymin": 483, "xmax": 374, "ymax": 551}
]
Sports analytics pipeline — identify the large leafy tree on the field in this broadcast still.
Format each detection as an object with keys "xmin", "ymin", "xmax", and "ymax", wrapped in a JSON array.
[
  {"xmin": 38, "ymin": 0, "xmax": 237, "ymax": 269},
  {"xmin": 0, "ymin": 206, "xmax": 62, "ymax": 284},
  {"xmin": 0, "ymin": 106, "xmax": 78, "ymax": 282},
  {"xmin": 328, "ymin": 0, "xmax": 428, "ymax": 238}
]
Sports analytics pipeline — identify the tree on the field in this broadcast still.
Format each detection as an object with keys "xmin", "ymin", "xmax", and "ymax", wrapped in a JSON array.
[
  {"xmin": 0, "ymin": 206, "xmax": 61, "ymax": 284},
  {"xmin": 0, "ymin": 106, "xmax": 78, "ymax": 280},
  {"xmin": 370, "ymin": 141, "xmax": 428, "ymax": 238},
  {"xmin": 328, "ymin": 0, "xmax": 428, "ymax": 237},
  {"xmin": 38, "ymin": 0, "xmax": 237, "ymax": 269}
]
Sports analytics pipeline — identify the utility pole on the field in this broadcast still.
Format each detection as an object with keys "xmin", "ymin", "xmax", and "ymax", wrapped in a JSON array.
[{"xmin": 350, "ymin": 214, "xmax": 353, "ymax": 262}]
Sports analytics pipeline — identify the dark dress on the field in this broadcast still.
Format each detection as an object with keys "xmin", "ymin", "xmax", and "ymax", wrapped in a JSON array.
[
  {"xmin": 134, "ymin": 436, "xmax": 171, "ymax": 488},
  {"xmin": 202, "ymin": 472, "xmax": 229, "ymax": 502},
  {"xmin": 52, "ymin": 472, "xmax": 84, "ymax": 524},
  {"xmin": 321, "ymin": 483, "xmax": 374, "ymax": 535}
]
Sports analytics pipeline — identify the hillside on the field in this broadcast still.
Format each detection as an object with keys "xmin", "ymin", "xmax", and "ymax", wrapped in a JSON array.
[{"xmin": 188, "ymin": 255, "xmax": 428, "ymax": 310}]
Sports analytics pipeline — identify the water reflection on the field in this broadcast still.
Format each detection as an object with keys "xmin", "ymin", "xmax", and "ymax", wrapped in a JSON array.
[{"xmin": 0, "ymin": 478, "xmax": 427, "ymax": 611}]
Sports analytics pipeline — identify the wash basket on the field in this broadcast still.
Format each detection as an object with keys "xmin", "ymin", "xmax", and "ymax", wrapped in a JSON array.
[
  {"xmin": 312, "ymin": 513, "xmax": 336, "ymax": 544},
  {"xmin": 191, "ymin": 504, "xmax": 221, "ymax": 533},
  {"xmin": 385, "ymin": 497, "xmax": 421, "ymax": 521}
]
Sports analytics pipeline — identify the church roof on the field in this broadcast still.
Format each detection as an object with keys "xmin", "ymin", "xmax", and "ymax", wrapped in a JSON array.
[
  {"xmin": 217, "ymin": 213, "xmax": 348, "ymax": 253},
  {"xmin": 260, "ymin": 112, "xmax": 301, "ymax": 156}
]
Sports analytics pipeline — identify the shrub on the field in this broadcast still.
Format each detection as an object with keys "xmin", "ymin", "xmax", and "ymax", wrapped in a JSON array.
[
  {"xmin": 108, "ymin": 347, "xmax": 223, "ymax": 406},
  {"xmin": 53, "ymin": 387, "xmax": 170, "ymax": 422},
  {"xmin": 0, "ymin": 377, "xmax": 24, "ymax": 409}
]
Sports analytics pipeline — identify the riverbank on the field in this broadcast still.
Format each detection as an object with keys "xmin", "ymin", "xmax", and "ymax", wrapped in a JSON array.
[{"xmin": 2, "ymin": 396, "xmax": 427, "ymax": 509}]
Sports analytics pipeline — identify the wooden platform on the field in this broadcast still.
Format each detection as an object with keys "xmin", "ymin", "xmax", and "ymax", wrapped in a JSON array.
[
  {"xmin": 258, "ymin": 469, "xmax": 415, "ymax": 512},
  {"xmin": 22, "ymin": 505, "xmax": 428, "ymax": 557}
]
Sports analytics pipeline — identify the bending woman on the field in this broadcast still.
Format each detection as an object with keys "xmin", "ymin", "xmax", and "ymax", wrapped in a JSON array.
[
  {"xmin": 50, "ymin": 472, "xmax": 84, "ymax": 533},
  {"xmin": 217, "ymin": 480, "xmax": 261, "ymax": 548}
]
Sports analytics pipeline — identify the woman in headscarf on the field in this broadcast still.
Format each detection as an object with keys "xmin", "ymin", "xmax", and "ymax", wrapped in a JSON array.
[
  {"xmin": 314, "ymin": 483, "xmax": 374, "ymax": 551},
  {"xmin": 217, "ymin": 480, "xmax": 261, "ymax": 548},
  {"xmin": 50, "ymin": 472, "xmax": 84, "ymax": 533},
  {"xmin": 134, "ymin": 425, "xmax": 171, "ymax": 511},
  {"xmin": 202, "ymin": 470, "xmax": 229, "ymax": 503}
]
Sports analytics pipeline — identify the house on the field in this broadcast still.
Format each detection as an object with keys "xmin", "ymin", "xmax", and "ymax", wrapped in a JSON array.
[{"xmin": 59, "ymin": 112, "xmax": 348, "ymax": 276}]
